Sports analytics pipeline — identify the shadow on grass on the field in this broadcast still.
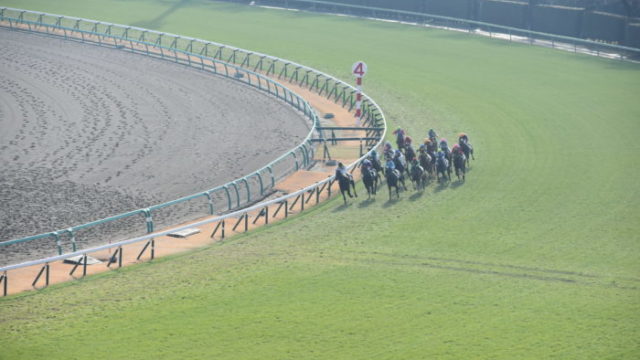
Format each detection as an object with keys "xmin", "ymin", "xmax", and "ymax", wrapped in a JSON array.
[
  {"xmin": 332, "ymin": 202, "xmax": 353, "ymax": 212},
  {"xmin": 450, "ymin": 179, "xmax": 465, "ymax": 189},
  {"xmin": 409, "ymin": 191, "xmax": 424, "ymax": 201},
  {"xmin": 132, "ymin": 0, "xmax": 193, "ymax": 29},
  {"xmin": 434, "ymin": 181, "xmax": 449, "ymax": 192},
  {"xmin": 358, "ymin": 197, "xmax": 377, "ymax": 208},
  {"xmin": 383, "ymin": 197, "xmax": 400, "ymax": 207}
]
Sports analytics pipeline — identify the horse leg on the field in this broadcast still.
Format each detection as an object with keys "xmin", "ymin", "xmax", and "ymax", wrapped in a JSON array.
[
  {"xmin": 388, "ymin": 184, "xmax": 392, "ymax": 200},
  {"xmin": 341, "ymin": 189, "xmax": 347, "ymax": 204},
  {"xmin": 350, "ymin": 179, "xmax": 358, "ymax": 198}
]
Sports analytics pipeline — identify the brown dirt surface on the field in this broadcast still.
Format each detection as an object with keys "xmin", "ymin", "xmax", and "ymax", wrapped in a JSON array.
[{"xmin": 0, "ymin": 28, "xmax": 312, "ymax": 265}]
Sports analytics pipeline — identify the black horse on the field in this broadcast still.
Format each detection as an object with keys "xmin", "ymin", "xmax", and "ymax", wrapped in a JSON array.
[
  {"xmin": 410, "ymin": 162, "xmax": 427, "ymax": 191},
  {"xmin": 394, "ymin": 153, "xmax": 410, "ymax": 178},
  {"xmin": 361, "ymin": 166, "xmax": 378, "ymax": 199},
  {"xmin": 453, "ymin": 151, "xmax": 466, "ymax": 181},
  {"xmin": 404, "ymin": 145, "xmax": 417, "ymax": 166},
  {"xmin": 436, "ymin": 154, "xmax": 450, "ymax": 182},
  {"xmin": 370, "ymin": 156, "xmax": 384, "ymax": 181},
  {"xmin": 459, "ymin": 140, "xmax": 474, "ymax": 166},
  {"xmin": 385, "ymin": 168, "xmax": 405, "ymax": 199},
  {"xmin": 418, "ymin": 150, "xmax": 434, "ymax": 178},
  {"xmin": 335, "ymin": 166, "xmax": 357, "ymax": 204}
]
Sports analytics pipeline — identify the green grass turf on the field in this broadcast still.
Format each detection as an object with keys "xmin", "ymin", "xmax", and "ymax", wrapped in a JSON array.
[{"xmin": 1, "ymin": 1, "xmax": 639, "ymax": 359}]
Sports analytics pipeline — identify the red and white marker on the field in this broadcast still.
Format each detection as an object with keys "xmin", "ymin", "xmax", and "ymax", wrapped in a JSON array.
[{"xmin": 352, "ymin": 61, "xmax": 367, "ymax": 123}]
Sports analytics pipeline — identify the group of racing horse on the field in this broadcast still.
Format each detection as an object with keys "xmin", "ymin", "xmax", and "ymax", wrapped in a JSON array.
[{"xmin": 335, "ymin": 128, "xmax": 475, "ymax": 202}]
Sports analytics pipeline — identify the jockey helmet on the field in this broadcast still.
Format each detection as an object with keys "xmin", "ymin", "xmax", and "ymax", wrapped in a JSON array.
[
  {"xmin": 338, "ymin": 162, "xmax": 344, "ymax": 168},
  {"xmin": 439, "ymin": 138, "xmax": 447, "ymax": 144},
  {"xmin": 362, "ymin": 159, "xmax": 371, "ymax": 167},
  {"xmin": 405, "ymin": 136, "xmax": 412, "ymax": 144},
  {"xmin": 424, "ymin": 138, "xmax": 431, "ymax": 144}
]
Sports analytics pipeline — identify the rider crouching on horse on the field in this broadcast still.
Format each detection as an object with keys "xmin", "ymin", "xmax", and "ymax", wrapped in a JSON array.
[
  {"xmin": 428, "ymin": 128, "xmax": 438, "ymax": 144},
  {"xmin": 404, "ymin": 136, "xmax": 416, "ymax": 164},
  {"xmin": 451, "ymin": 143, "xmax": 464, "ymax": 157},
  {"xmin": 335, "ymin": 162, "xmax": 355, "ymax": 198},
  {"xmin": 383, "ymin": 141, "xmax": 395, "ymax": 161},
  {"xmin": 424, "ymin": 138, "xmax": 437, "ymax": 158},
  {"xmin": 439, "ymin": 138, "xmax": 451, "ymax": 160},
  {"xmin": 458, "ymin": 132, "xmax": 474, "ymax": 161},
  {"xmin": 393, "ymin": 127, "xmax": 406, "ymax": 150},
  {"xmin": 360, "ymin": 159, "xmax": 372, "ymax": 175},
  {"xmin": 458, "ymin": 133, "xmax": 468, "ymax": 144},
  {"xmin": 393, "ymin": 149, "xmax": 408, "ymax": 176}
]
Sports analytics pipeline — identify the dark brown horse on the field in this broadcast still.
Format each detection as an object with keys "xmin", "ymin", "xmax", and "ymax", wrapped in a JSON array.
[
  {"xmin": 335, "ymin": 165, "xmax": 357, "ymax": 204},
  {"xmin": 453, "ymin": 151, "xmax": 466, "ymax": 181}
]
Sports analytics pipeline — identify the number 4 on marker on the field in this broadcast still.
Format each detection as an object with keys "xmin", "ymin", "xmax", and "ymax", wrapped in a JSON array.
[{"xmin": 352, "ymin": 61, "xmax": 367, "ymax": 78}]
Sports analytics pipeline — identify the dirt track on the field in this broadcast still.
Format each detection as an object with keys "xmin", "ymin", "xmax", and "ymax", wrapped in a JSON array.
[{"xmin": 0, "ymin": 29, "xmax": 311, "ymax": 264}]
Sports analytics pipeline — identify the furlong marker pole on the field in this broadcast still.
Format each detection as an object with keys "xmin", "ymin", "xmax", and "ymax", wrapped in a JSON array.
[{"xmin": 352, "ymin": 61, "xmax": 367, "ymax": 126}]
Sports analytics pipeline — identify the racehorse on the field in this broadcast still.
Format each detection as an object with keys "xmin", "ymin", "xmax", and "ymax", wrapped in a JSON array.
[
  {"xmin": 436, "ymin": 152, "xmax": 450, "ymax": 182},
  {"xmin": 453, "ymin": 150, "xmax": 466, "ymax": 181},
  {"xmin": 385, "ymin": 168, "xmax": 405, "ymax": 199},
  {"xmin": 459, "ymin": 140, "xmax": 474, "ymax": 166},
  {"xmin": 393, "ymin": 151, "xmax": 409, "ymax": 178},
  {"xmin": 335, "ymin": 164, "xmax": 357, "ymax": 204},
  {"xmin": 369, "ymin": 154, "xmax": 384, "ymax": 180},
  {"xmin": 410, "ymin": 160, "xmax": 427, "ymax": 191},
  {"xmin": 418, "ymin": 150, "xmax": 434, "ymax": 178},
  {"xmin": 404, "ymin": 145, "xmax": 417, "ymax": 166},
  {"xmin": 361, "ymin": 164, "xmax": 378, "ymax": 199},
  {"xmin": 394, "ymin": 128, "xmax": 406, "ymax": 150}
]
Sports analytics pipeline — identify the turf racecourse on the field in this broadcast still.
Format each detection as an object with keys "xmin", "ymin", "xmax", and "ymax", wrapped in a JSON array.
[{"xmin": 1, "ymin": 0, "xmax": 639, "ymax": 358}]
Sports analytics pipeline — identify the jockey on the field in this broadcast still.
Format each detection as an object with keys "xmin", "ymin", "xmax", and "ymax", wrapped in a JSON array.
[
  {"xmin": 425, "ymin": 138, "xmax": 437, "ymax": 155},
  {"xmin": 439, "ymin": 138, "xmax": 450, "ymax": 153},
  {"xmin": 428, "ymin": 128, "xmax": 437, "ymax": 140},
  {"xmin": 393, "ymin": 127, "xmax": 405, "ymax": 141},
  {"xmin": 458, "ymin": 132, "xmax": 469, "ymax": 144},
  {"xmin": 452, "ymin": 143, "xmax": 463, "ymax": 155},
  {"xmin": 393, "ymin": 127, "xmax": 406, "ymax": 149},
  {"xmin": 385, "ymin": 159, "xmax": 396, "ymax": 171},
  {"xmin": 383, "ymin": 141, "xmax": 394, "ymax": 161},
  {"xmin": 405, "ymin": 136, "xmax": 413, "ymax": 146},
  {"xmin": 394, "ymin": 149, "xmax": 406, "ymax": 165},
  {"xmin": 336, "ymin": 162, "xmax": 350, "ymax": 179}
]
